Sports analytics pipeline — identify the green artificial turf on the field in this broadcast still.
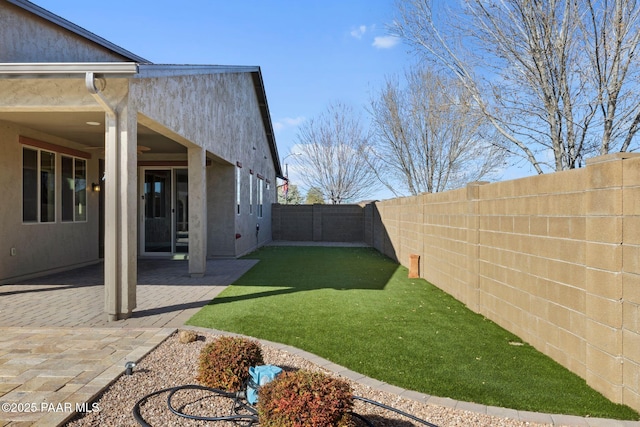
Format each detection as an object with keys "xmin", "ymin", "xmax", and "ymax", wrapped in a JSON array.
[{"xmin": 187, "ymin": 246, "xmax": 639, "ymax": 420}]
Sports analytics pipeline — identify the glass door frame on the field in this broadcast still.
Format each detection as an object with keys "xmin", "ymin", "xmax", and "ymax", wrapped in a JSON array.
[{"xmin": 139, "ymin": 167, "xmax": 189, "ymax": 257}]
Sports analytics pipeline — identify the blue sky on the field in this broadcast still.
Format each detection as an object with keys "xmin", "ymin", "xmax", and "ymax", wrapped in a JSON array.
[{"xmin": 33, "ymin": 0, "xmax": 530, "ymax": 200}]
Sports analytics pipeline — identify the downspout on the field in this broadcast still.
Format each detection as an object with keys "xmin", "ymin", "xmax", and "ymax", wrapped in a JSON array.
[
  {"xmin": 85, "ymin": 72, "xmax": 116, "ymax": 116},
  {"xmin": 85, "ymin": 71, "xmax": 120, "ymax": 321}
]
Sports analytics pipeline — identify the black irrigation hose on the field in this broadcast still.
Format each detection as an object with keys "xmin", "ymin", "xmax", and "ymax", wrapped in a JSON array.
[
  {"xmin": 133, "ymin": 385, "xmax": 440, "ymax": 427},
  {"xmin": 132, "ymin": 385, "xmax": 259, "ymax": 427},
  {"xmin": 166, "ymin": 384, "xmax": 258, "ymax": 424}
]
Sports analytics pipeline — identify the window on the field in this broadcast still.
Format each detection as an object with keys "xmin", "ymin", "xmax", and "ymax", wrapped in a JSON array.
[
  {"xmin": 75, "ymin": 159, "xmax": 87, "ymax": 221},
  {"xmin": 249, "ymin": 171, "xmax": 253, "ymax": 215},
  {"xmin": 40, "ymin": 150, "xmax": 56, "ymax": 222},
  {"xmin": 265, "ymin": 181, "xmax": 270, "ymax": 203},
  {"xmin": 23, "ymin": 142, "xmax": 88, "ymax": 224},
  {"xmin": 22, "ymin": 147, "xmax": 38, "ymax": 222},
  {"xmin": 61, "ymin": 156, "xmax": 87, "ymax": 222},
  {"xmin": 22, "ymin": 147, "xmax": 56, "ymax": 223},
  {"xmin": 258, "ymin": 177, "xmax": 264, "ymax": 218},
  {"xmin": 236, "ymin": 165, "xmax": 241, "ymax": 215}
]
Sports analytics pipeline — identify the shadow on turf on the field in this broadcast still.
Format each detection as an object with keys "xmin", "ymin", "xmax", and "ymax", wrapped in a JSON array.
[{"xmin": 203, "ymin": 264, "xmax": 401, "ymax": 304}]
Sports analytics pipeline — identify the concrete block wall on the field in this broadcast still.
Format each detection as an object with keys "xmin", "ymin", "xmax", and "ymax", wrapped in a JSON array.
[
  {"xmin": 622, "ymin": 155, "xmax": 640, "ymax": 410},
  {"xmin": 477, "ymin": 167, "xmax": 590, "ymax": 382},
  {"xmin": 369, "ymin": 153, "xmax": 640, "ymax": 412},
  {"xmin": 363, "ymin": 203, "xmax": 374, "ymax": 245},
  {"xmin": 272, "ymin": 204, "xmax": 314, "ymax": 241},
  {"xmin": 584, "ymin": 155, "xmax": 625, "ymax": 404},
  {"xmin": 272, "ymin": 204, "xmax": 365, "ymax": 242}
]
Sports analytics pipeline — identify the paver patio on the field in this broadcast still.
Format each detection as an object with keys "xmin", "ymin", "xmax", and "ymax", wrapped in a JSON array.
[
  {"xmin": 0, "ymin": 259, "xmax": 256, "ymax": 426},
  {"xmin": 0, "ymin": 327, "xmax": 170, "ymax": 426},
  {"xmin": 0, "ymin": 259, "xmax": 257, "ymax": 328}
]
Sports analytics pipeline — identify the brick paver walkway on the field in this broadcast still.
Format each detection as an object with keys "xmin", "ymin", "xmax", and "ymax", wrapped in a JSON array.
[
  {"xmin": 0, "ymin": 328, "xmax": 170, "ymax": 426},
  {"xmin": 0, "ymin": 259, "xmax": 257, "ymax": 328},
  {"xmin": 0, "ymin": 259, "xmax": 257, "ymax": 426}
]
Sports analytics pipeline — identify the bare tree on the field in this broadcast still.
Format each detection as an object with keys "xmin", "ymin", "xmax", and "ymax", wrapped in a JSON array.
[
  {"xmin": 368, "ymin": 66, "xmax": 505, "ymax": 195},
  {"xmin": 392, "ymin": 0, "xmax": 640, "ymax": 173},
  {"xmin": 294, "ymin": 103, "xmax": 379, "ymax": 204}
]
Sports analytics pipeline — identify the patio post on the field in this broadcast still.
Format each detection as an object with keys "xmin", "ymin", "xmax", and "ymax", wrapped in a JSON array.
[
  {"xmin": 188, "ymin": 146, "xmax": 207, "ymax": 277},
  {"xmin": 102, "ymin": 100, "xmax": 137, "ymax": 321}
]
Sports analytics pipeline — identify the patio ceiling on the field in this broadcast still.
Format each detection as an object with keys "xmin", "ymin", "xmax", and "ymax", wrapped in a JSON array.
[{"xmin": 0, "ymin": 110, "xmax": 185, "ymax": 154}]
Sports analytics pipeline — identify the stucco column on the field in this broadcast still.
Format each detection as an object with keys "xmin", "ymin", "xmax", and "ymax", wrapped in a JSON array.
[
  {"xmin": 188, "ymin": 146, "xmax": 207, "ymax": 277},
  {"xmin": 104, "ymin": 103, "xmax": 137, "ymax": 321}
]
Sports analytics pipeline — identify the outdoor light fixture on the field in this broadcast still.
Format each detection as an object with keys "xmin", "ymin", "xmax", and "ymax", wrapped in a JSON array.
[
  {"xmin": 92, "ymin": 182, "xmax": 100, "ymax": 192},
  {"xmin": 125, "ymin": 361, "xmax": 136, "ymax": 375}
]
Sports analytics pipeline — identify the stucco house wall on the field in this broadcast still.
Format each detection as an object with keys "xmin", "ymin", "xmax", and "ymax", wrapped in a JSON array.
[{"xmin": 207, "ymin": 162, "xmax": 236, "ymax": 258}]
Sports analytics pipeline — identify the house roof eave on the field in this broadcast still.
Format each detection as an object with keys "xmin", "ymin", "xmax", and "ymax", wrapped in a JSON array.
[
  {"xmin": 136, "ymin": 64, "xmax": 259, "ymax": 78},
  {"xmin": 0, "ymin": 62, "xmax": 139, "ymax": 78}
]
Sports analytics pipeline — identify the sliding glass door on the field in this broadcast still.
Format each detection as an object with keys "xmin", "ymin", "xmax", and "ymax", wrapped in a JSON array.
[
  {"xmin": 141, "ymin": 169, "xmax": 188, "ymax": 255},
  {"xmin": 174, "ymin": 169, "xmax": 189, "ymax": 254}
]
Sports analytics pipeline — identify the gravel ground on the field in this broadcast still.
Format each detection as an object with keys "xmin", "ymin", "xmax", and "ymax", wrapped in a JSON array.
[{"xmin": 66, "ymin": 330, "xmax": 552, "ymax": 427}]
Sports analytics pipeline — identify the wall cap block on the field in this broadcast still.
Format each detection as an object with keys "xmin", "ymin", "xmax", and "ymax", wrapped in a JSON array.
[{"xmin": 587, "ymin": 153, "xmax": 640, "ymax": 166}]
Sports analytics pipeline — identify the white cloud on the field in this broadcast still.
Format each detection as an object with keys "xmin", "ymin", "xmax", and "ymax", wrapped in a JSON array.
[
  {"xmin": 274, "ymin": 116, "xmax": 305, "ymax": 132},
  {"xmin": 350, "ymin": 24, "xmax": 369, "ymax": 39},
  {"xmin": 372, "ymin": 35, "xmax": 401, "ymax": 49}
]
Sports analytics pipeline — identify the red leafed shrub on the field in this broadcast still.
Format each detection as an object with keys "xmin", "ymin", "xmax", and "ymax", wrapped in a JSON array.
[
  {"xmin": 196, "ymin": 336, "xmax": 263, "ymax": 392},
  {"xmin": 257, "ymin": 370, "xmax": 354, "ymax": 427}
]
